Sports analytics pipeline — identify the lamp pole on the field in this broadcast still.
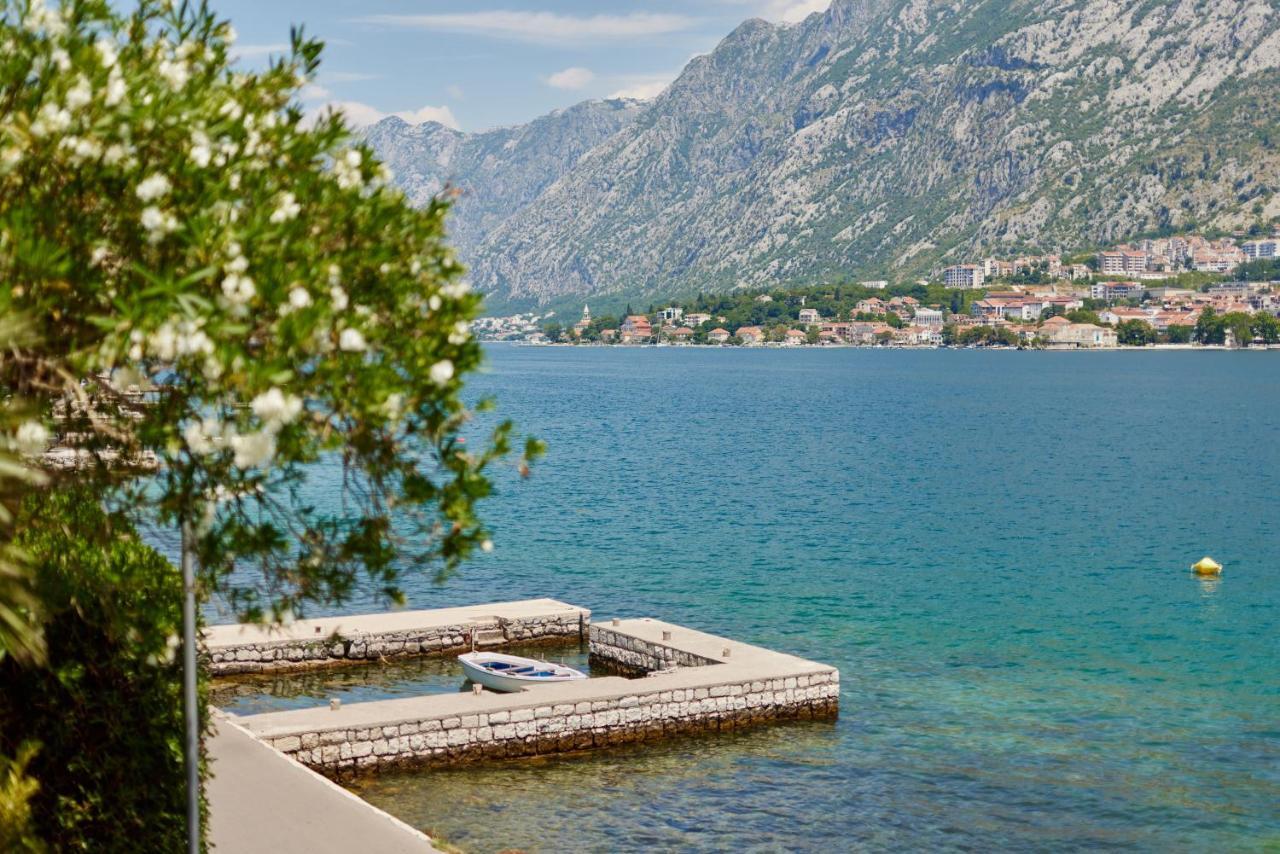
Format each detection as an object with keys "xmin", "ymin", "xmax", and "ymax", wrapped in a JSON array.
[{"xmin": 180, "ymin": 518, "xmax": 200, "ymax": 854}]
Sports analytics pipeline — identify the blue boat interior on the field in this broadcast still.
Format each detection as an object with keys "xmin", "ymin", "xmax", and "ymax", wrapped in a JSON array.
[{"xmin": 480, "ymin": 661, "xmax": 558, "ymax": 678}]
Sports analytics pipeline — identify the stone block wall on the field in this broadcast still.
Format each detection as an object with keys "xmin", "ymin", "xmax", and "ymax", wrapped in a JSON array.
[
  {"xmin": 588, "ymin": 625, "xmax": 721, "ymax": 675},
  {"xmin": 266, "ymin": 670, "xmax": 840, "ymax": 778},
  {"xmin": 209, "ymin": 612, "xmax": 585, "ymax": 676}
]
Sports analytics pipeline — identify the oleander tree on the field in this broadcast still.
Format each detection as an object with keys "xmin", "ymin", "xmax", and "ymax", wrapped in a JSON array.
[{"xmin": 0, "ymin": 0, "xmax": 541, "ymax": 629}]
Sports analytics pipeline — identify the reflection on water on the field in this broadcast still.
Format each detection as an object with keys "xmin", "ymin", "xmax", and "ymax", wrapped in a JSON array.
[
  {"xmin": 348, "ymin": 721, "xmax": 843, "ymax": 854},
  {"xmin": 210, "ymin": 641, "xmax": 595, "ymax": 716},
  {"xmin": 205, "ymin": 349, "xmax": 1280, "ymax": 851}
]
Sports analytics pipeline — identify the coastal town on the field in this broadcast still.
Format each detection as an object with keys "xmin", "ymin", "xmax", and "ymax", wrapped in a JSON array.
[{"xmin": 476, "ymin": 230, "xmax": 1280, "ymax": 349}]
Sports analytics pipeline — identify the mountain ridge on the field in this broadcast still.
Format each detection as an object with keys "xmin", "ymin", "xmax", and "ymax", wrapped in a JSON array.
[{"xmin": 366, "ymin": 0, "xmax": 1280, "ymax": 309}]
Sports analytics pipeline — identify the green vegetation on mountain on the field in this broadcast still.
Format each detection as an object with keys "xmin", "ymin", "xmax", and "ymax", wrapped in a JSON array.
[{"xmin": 370, "ymin": 0, "xmax": 1280, "ymax": 309}]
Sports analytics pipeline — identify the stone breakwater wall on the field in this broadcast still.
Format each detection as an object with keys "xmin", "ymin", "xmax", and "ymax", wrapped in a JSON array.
[
  {"xmin": 588, "ymin": 625, "xmax": 720, "ymax": 674},
  {"xmin": 264, "ymin": 671, "xmax": 840, "ymax": 778},
  {"xmin": 209, "ymin": 611, "xmax": 585, "ymax": 676}
]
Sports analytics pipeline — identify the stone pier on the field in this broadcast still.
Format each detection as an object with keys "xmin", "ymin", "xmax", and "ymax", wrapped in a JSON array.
[
  {"xmin": 205, "ymin": 598, "xmax": 588, "ymax": 676},
  {"xmin": 228, "ymin": 614, "xmax": 839, "ymax": 778}
]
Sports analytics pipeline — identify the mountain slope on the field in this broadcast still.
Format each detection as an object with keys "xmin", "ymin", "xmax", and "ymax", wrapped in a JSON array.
[
  {"xmin": 382, "ymin": 0, "xmax": 1280, "ymax": 308},
  {"xmin": 365, "ymin": 98, "xmax": 645, "ymax": 249}
]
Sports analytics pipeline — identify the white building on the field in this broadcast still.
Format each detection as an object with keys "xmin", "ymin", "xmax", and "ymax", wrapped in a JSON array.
[
  {"xmin": 658, "ymin": 306, "xmax": 684, "ymax": 323},
  {"xmin": 1242, "ymin": 239, "xmax": 1280, "ymax": 260},
  {"xmin": 913, "ymin": 307, "xmax": 944, "ymax": 327},
  {"xmin": 798, "ymin": 308, "xmax": 822, "ymax": 325},
  {"xmin": 943, "ymin": 264, "xmax": 985, "ymax": 289}
]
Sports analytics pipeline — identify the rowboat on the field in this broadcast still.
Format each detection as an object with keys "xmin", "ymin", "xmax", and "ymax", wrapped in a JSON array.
[{"xmin": 458, "ymin": 651, "xmax": 587, "ymax": 693}]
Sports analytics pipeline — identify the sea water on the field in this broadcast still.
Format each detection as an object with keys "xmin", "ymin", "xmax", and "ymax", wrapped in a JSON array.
[{"xmin": 223, "ymin": 347, "xmax": 1280, "ymax": 852}]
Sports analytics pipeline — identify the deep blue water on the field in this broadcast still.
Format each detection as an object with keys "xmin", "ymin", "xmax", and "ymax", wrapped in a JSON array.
[{"xmin": 221, "ymin": 347, "xmax": 1280, "ymax": 852}]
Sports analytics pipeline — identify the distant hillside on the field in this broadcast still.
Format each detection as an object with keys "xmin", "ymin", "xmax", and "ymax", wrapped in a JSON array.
[
  {"xmin": 364, "ymin": 98, "xmax": 644, "ymax": 250},
  {"xmin": 369, "ymin": 0, "xmax": 1280, "ymax": 310}
]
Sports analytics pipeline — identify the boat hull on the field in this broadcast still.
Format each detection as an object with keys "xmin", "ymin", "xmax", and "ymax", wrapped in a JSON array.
[{"xmin": 458, "ymin": 652, "xmax": 586, "ymax": 693}]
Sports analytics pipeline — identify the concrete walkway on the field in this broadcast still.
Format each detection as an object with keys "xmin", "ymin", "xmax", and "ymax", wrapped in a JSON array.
[{"xmin": 208, "ymin": 714, "xmax": 438, "ymax": 853}]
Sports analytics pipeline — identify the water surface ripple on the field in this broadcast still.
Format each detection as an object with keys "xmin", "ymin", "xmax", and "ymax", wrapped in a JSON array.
[{"xmin": 235, "ymin": 348, "xmax": 1280, "ymax": 852}]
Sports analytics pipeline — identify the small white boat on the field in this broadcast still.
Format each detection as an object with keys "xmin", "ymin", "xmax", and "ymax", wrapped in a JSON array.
[{"xmin": 458, "ymin": 651, "xmax": 587, "ymax": 693}]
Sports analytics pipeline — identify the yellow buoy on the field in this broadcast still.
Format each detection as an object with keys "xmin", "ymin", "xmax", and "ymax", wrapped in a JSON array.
[{"xmin": 1191, "ymin": 556, "xmax": 1222, "ymax": 576}]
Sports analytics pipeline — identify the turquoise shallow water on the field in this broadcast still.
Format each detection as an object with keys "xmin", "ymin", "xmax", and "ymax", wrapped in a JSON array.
[{"xmin": 216, "ymin": 347, "xmax": 1280, "ymax": 852}]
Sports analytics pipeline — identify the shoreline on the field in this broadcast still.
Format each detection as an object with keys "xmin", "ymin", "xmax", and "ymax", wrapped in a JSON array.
[{"xmin": 482, "ymin": 341, "xmax": 1279, "ymax": 352}]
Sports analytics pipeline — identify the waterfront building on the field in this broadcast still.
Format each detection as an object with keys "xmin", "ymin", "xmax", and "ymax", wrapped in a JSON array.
[
  {"xmin": 914, "ymin": 307, "xmax": 944, "ymax": 327},
  {"xmin": 658, "ymin": 306, "xmax": 684, "ymax": 323},
  {"xmin": 783, "ymin": 329, "xmax": 807, "ymax": 346},
  {"xmin": 737, "ymin": 326, "xmax": 765, "ymax": 345},
  {"xmin": 708, "ymin": 327, "xmax": 731, "ymax": 343},
  {"xmin": 798, "ymin": 308, "xmax": 821, "ymax": 325},
  {"xmin": 685, "ymin": 313, "xmax": 712, "ymax": 327},
  {"xmin": 620, "ymin": 315, "xmax": 653, "ymax": 344},
  {"xmin": 1043, "ymin": 322, "xmax": 1118, "ymax": 349}
]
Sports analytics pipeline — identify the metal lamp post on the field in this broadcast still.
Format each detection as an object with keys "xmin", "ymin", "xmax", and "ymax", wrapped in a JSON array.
[{"xmin": 180, "ymin": 519, "xmax": 199, "ymax": 854}]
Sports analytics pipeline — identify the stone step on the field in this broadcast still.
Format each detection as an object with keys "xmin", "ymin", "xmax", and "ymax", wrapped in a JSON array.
[{"xmin": 471, "ymin": 628, "xmax": 505, "ymax": 647}]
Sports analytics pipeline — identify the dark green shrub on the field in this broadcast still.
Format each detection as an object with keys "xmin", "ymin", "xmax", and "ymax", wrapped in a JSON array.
[{"xmin": 0, "ymin": 488, "xmax": 204, "ymax": 852}]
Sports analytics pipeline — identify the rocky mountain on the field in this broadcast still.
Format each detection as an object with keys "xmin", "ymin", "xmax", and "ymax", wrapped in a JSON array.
[
  {"xmin": 371, "ymin": 0, "xmax": 1280, "ymax": 309},
  {"xmin": 364, "ymin": 98, "xmax": 644, "ymax": 251}
]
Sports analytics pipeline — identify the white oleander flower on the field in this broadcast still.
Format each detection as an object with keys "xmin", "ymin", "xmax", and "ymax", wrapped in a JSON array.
[
  {"xmin": 148, "ymin": 323, "xmax": 178, "ymax": 360},
  {"xmin": 480, "ymin": 539, "xmax": 494, "ymax": 553},
  {"xmin": 410, "ymin": 258, "xmax": 422, "ymax": 275},
  {"xmin": 1, "ymin": 147, "xmax": 22, "ymax": 169},
  {"xmin": 136, "ymin": 173, "xmax": 171, "ymax": 202},
  {"xmin": 13, "ymin": 421, "xmax": 49, "ymax": 456},
  {"xmin": 90, "ymin": 245, "xmax": 110, "ymax": 266},
  {"xmin": 218, "ymin": 99, "xmax": 242, "ymax": 121},
  {"xmin": 344, "ymin": 150, "xmax": 361, "ymax": 168},
  {"xmin": 251, "ymin": 387, "xmax": 303, "ymax": 428},
  {"xmin": 49, "ymin": 47, "xmax": 70, "ymax": 70},
  {"xmin": 103, "ymin": 143, "xmax": 128, "ymax": 165},
  {"xmin": 330, "ymin": 285, "xmax": 349, "ymax": 311},
  {"xmin": 448, "ymin": 320, "xmax": 471, "ymax": 345},
  {"xmin": 184, "ymin": 418, "xmax": 218, "ymax": 455},
  {"xmin": 140, "ymin": 206, "xmax": 178, "ymax": 242},
  {"xmin": 65, "ymin": 77, "xmax": 92, "ymax": 111},
  {"xmin": 223, "ymin": 25, "xmax": 238, "ymax": 47},
  {"xmin": 428, "ymin": 295, "xmax": 442, "ymax": 312},
  {"xmin": 327, "ymin": 264, "xmax": 341, "ymax": 286},
  {"xmin": 157, "ymin": 58, "xmax": 190, "ymax": 91},
  {"xmin": 269, "ymin": 191, "xmax": 301, "ymax": 223},
  {"xmin": 287, "ymin": 286, "xmax": 312, "ymax": 309},
  {"xmin": 428, "ymin": 359, "xmax": 454, "ymax": 386},
  {"xmin": 225, "ymin": 253, "xmax": 248, "ymax": 274},
  {"xmin": 189, "ymin": 130, "xmax": 211, "ymax": 168},
  {"xmin": 31, "ymin": 103, "xmax": 71, "ymax": 137},
  {"xmin": 104, "ymin": 71, "xmax": 126, "ymax": 107},
  {"xmin": 380, "ymin": 393, "xmax": 405, "ymax": 419},
  {"xmin": 440, "ymin": 280, "xmax": 472, "ymax": 300},
  {"xmin": 338, "ymin": 327, "xmax": 366, "ymax": 352},
  {"xmin": 230, "ymin": 429, "xmax": 275, "ymax": 469},
  {"xmin": 95, "ymin": 38, "xmax": 118, "ymax": 69},
  {"xmin": 221, "ymin": 273, "xmax": 255, "ymax": 305}
]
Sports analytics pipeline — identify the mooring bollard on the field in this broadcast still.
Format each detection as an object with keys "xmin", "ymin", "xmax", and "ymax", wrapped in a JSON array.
[
  {"xmin": 329, "ymin": 698, "xmax": 341, "ymax": 711},
  {"xmin": 722, "ymin": 648, "xmax": 731, "ymax": 658},
  {"xmin": 611, "ymin": 617, "xmax": 620, "ymax": 626},
  {"xmin": 472, "ymin": 683, "xmax": 483, "ymax": 696},
  {"xmin": 662, "ymin": 630, "xmax": 672, "ymax": 641}
]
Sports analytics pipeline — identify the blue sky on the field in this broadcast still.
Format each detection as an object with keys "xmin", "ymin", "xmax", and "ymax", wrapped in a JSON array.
[{"xmin": 212, "ymin": 1, "xmax": 831, "ymax": 132}]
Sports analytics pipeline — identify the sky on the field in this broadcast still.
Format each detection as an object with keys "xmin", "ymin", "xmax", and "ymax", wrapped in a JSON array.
[{"xmin": 212, "ymin": 0, "xmax": 832, "ymax": 133}]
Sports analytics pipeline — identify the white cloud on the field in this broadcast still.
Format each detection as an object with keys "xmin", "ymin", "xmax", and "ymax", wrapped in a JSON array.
[
  {"xmin": 546, "ymin": 67, "xmax": 595, "ymax": 90},
  {"xmin": 310, "ymin": 101, "xmax": 461, "ymax": 130},
  {"xmin": 606, "ymin": 72, "xmax": 678, "ymax": 101},
  {"xmin": 354, "ymin": 11, "xmax": 697, "ymax": 45},
  {"xmin": 299, "ymin": 83, "xmax": 331, "ymax": 102},
  {"xmin": 759, "ymin": 0, "xmax": 831, "ymax": 22}
]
